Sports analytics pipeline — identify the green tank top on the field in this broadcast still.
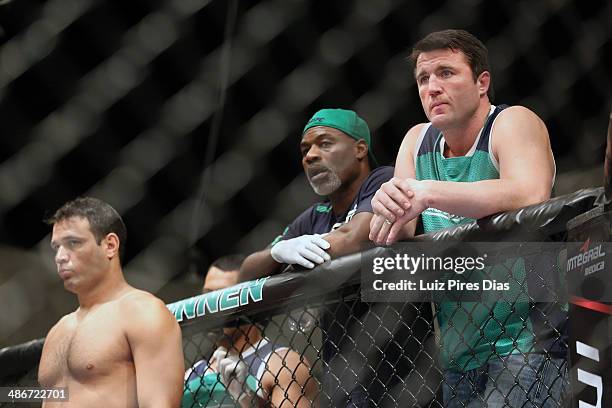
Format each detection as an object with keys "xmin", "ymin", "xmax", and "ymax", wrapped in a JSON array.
[
  {"xmin": 182, "ymin": 373, "xmax": 260, "ymax": 407},
  {"xmin": 183, "ymin": 373, "xmax": 236, "ymax": 407},
  {"xmin": 415, "ymin": 105, "xmax": 534, "ymax": 371}
]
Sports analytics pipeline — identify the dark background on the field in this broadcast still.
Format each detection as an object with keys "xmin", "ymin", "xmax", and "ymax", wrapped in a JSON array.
[{"xmin": 0, "ymin": 0, "xmax": 610, "ymax": 347}]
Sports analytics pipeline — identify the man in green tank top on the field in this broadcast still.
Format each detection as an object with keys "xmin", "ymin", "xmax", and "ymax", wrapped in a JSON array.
[{"xmin": 369, "ymin": 30, "xmax": 566, "ymax": 407}]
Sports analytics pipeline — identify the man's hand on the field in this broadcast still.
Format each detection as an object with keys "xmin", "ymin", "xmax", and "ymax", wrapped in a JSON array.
[
  {"xmin": 370, "ymin": 178, "xmax": 427, "ymax": 245},
  {"xmin": 270, "ymin": 234, "xmax": 331, "ymax": 268},
  {"xmin": 212, "ymin": 347, "xmax": 253, "ymax": 404}
]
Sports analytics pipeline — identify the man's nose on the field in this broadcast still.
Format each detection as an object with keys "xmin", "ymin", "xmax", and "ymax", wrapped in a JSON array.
[
  {"xmin": 427, "ymin": 75, "xmax": 443, "ymax": 95},
  {"xmin": 304, "ymin": 145, "xmax": 321, "ymax": 163},
  {"xmin": 55, "ymin": 246, "xmax": 69, "ymax": 264}
]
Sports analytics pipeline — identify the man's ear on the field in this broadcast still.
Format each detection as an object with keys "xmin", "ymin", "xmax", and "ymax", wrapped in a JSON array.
[
  {"xmin": 355, "ymin": 140, "xmax": 368, "ymax": 160},
  {"xmin": 103, "ymin": 233, "xmax": 120, "ymax": 259},
  {"xmin": 477, "ymin": 71, "xmax": 490, "ymax": 97}
]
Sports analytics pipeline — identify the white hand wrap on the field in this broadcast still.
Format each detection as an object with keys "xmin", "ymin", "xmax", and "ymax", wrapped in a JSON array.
[
  {"xmin": 212, "ymin": 347, "xmax": 253, "ymax": 403},
  {"xmin": 270, "ymin": 234, "xmax": 331, "ymax": 268}
]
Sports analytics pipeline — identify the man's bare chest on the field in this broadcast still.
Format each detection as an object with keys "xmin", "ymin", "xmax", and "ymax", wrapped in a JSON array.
[{"xmin": 39, "ymin": 309, "xmax": 132, "ymax": 385}]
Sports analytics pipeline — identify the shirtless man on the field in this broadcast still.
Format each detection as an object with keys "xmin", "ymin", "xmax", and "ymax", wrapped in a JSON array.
[{"xmin": 38, "ymin": 197, "xmax": 184, "ymax": 407}]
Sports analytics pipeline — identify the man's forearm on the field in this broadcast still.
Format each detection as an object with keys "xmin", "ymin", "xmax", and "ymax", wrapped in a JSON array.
[
  {"xmin": 323, "ymin": 212, "xmax": 373, "ymax": 257},
  {"xmin": 239, "ymin": 249, "xmax": 282, "ymax": 282},
  {"xmin": 422, "ymin": 178, "xmax": 550, "ymax": 219},
  {"xmin": 324, "ymin": 229, "xmax": 364, "ymax": 258}
]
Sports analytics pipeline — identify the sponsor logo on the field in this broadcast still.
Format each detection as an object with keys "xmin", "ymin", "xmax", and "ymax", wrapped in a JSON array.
[
  {"xmin": 567, "ymin": 238, "xmax": 606, "ymax": 276},
  {"xmin": 307, "ymin": 117, "xmax": 326, "ymax": 125},
  {"xmin": 167, "ymin": 277, "xmax": 268, "ymax": 323}
]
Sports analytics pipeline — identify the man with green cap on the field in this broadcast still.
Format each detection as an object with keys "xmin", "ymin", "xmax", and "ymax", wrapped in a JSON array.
[
  {"xmin": 240, "ymin": 107, "xmax": 391, "ymax": 278},
  {"xmin": 239, "ymin": 108, "xmax": 394, "ymax": 406}
]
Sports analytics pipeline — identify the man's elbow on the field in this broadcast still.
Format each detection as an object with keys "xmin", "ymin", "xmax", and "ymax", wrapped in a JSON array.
[
  {"xmin": 239, "ymin": 252, "xmax": 262, "ymax": 281},
  {"xmin": 239, "ymin": 250, "xmax": 279, "ymax": 282},
  {"xmin": 532, "ymin": 183, "xmax": 552, "ymax": 204},
  {"xmin": 326, "ymin": 230, "xmax": 360, "ymax": 258},
  {"xmin": 515, "ymin": 185, "xmax": 551, "ymax": 209}
]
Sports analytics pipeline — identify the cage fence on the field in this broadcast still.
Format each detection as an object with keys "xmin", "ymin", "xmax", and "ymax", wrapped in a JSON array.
[
  {"xmin": 0, "ymin": 0, "xmax": 611, "ymax": 407},
  {"xmin": 2, "ymin": 187, "xmax": 602, "ymax": 407}
]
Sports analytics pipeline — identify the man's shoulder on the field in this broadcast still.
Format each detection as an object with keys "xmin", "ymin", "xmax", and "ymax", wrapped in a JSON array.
[
  {"xmin": 403, "ymin": 122, "xmax": 431, "ymax": 143},
  {"xmin": 46, "ymin": 312, "xmax": 77, "ymax": 339},
  {"xmin": 118, "ymin": 289, "xmax": 172, "ymax": 322},
  {"xmin": 357, "ymin": 166, "xmax": 394, "ymax": 194},
  {"xmin": 491, "ymin": 105, "xmax": 548, "ymax": 143},
  {"xmin": 406, "ymin": 123, "xmax": 430, "ymax": 138},
  {"xmin": 58, "ymin": 311, "xmax": 77, "ymax": 324},
  {"xmin": 120, "ymin": 288, "xmax": 159, "ymax": 302},
  {"xmin": 366, "ymin": 165, "xmax": 394, "ymax": 180},
  {"xmin": 263, "ymin": 344, "xmax": 298, "ymax": 369},
  {"xmin": 118, "ymin": 290, "xmax": 180, "ymax": 345},
  {"xmin": 494, "ymin": 105, "xmax": 542, "ymax": 125}
]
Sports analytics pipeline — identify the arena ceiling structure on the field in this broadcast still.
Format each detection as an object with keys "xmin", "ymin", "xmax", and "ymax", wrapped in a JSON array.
[{"xmin": 0, "ymin": 0, "xmax": 610, "ymax": 346}]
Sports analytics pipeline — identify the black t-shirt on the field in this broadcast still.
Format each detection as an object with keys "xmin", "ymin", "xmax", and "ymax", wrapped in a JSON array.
[
  {"xmin": 271, "ymin": 166, "xmax": 394, "ymax": 245},
  {"xmin": 270, "ymin": 166, "xmax": 395, "ymax": 405}
]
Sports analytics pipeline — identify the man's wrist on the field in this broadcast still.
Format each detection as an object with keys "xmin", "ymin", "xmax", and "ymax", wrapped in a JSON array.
[
  {"xmin": 269, "ymin": 244, "xmax": 283, "ymax": 264},
  {"xmin": 419, "ymin": 180, "xmax": 435, "ymax": 208}
]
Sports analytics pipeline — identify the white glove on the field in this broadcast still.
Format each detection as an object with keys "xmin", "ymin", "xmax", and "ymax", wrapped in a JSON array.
[
  {"xmin": 212, "ymin": 347, "xmax": 253, "ymax": 403},
  {"xmin": 270, "ymin": 234, "xmax": 331, "ymax": 268}
]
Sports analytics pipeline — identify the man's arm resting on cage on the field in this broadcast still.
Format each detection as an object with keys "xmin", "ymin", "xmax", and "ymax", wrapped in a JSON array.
[
  {"xmin": 371, "ymin": 107, "xmax": 555, "ymax": 244},
  {"xmin": 240, "ymin": 212, "xmax": 373, "ymax": 282},
  {"xmin": 239, "ymin": 248, "xmax": 283, "ymax": 282}
]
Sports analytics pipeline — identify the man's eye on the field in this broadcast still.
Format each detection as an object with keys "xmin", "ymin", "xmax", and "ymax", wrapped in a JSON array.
[
  {"xmin": 67, "ymin": 240, "xmax": 79, "ymax": 248},
  {"xmin": 440, "ymin": 70, "xmax": 452, "ymax": 78},
  {"xmin": 418, "ymin": 75, "xmax": 428, "ymax": 85},
  {"xmin": 320, "ymin": 141, "xmax": 331, "ymax": 148}
]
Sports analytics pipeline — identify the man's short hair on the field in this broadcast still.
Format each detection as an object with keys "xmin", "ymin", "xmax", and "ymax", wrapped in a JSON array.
[
  {"xmin": 210, "ymin": 254, "xmax": 246, "ymax": 272},
  {"xmin": 409, "ymin": 29, "xmax": 494, "ymax": 101},
  {"xmin": 46, "ymin": 197, "xmax": 127, "ymax": 261}
]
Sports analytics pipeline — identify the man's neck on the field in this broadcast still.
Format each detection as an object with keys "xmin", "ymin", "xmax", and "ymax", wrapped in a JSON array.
[
  {"xmin": 328, "ymin": 167, "xmax": 371, "ymax": 216},
  {"xmin": 77, "ymin": 269, "xmax": 130, "ymax": 309},
  {"xmin": 442, "ymin": 101, "xmax": 492, "ymax": 158}
]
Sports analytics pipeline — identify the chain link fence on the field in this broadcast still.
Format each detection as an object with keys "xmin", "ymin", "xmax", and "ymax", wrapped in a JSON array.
[
  {"xmin": 181, "ymin": 295, "xmax": 439, "ymax": 407},
  {"xmin": 0, "ymin": 189, "xmax": 605, "ymax": 407},
  {"xmin": 0, "ymin": 0, "xmax": 611, "ymax": 406},
  {"xmin": 179, "ymin": 255, "xmax": 568, "ymax": 406},
  {"xmin": 171, "ymin": 188, "xmax": 602, "ymax": 407}
]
